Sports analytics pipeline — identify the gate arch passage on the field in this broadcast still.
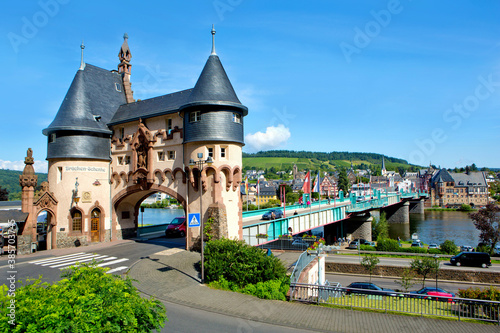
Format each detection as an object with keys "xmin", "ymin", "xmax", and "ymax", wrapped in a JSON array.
[{"xmin": 112, "ymin": 184, "xmax": 187, "ymax": 241}]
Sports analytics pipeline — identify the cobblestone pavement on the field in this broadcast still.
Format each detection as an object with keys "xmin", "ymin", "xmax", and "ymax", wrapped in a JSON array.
[{"xmin": 128, "ymin": 249, "xmax": 500, "ymax": 333}]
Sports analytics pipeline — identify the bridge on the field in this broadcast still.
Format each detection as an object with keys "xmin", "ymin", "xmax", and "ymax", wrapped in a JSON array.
[{"xmin": 242, "ymin": 189, "xmax": 428, "ymax": 246}]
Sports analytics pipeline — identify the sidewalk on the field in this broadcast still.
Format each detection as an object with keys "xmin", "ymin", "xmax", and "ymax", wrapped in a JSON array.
[{"xmin": 128, "ymin": 249, "xmax": 499, "ymax": 333}]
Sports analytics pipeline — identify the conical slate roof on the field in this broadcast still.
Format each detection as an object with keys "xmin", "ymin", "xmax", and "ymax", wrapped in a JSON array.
[
  {"xmin": 43, "ymin": 64, "xmax": 126, "ymax": 135},
  {"xmin": 181, "ymin": 55, "xmax": 248, "ymax": 115}
]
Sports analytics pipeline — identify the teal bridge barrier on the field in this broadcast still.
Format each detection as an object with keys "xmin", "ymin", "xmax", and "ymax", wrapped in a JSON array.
[{"xmin": 242, "ymin": 189, "xmax": 428, "ymax": 246}]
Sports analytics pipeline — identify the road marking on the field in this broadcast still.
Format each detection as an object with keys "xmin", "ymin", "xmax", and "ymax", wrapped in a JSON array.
[
  {"xmin": 97, "ymin": 258, "xmax": 129, "ymax": 267},
  {"xmin": 51, "ymin": 255, "xmax": 110, "ymax": 268},
  {"xmin": 41, "ymin": 254, "xmax": 103, "ymax": 266},
  {"xmin": 29, "ymin": 252, "xmax": 87, "ymax": 264},
  {"xmin": 154, "ymin": 248, "xmax": 184, "ymax": 256},
  {"xmin": 27, "ymin": 252, "xmax": 129, "ymax": 272},
  {"xmin": 106, "ymin": 266, "xmax": 128, "ymax": 274}
]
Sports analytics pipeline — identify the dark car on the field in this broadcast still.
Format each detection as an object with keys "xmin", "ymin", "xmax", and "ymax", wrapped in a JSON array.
[
  {"xmin": 450, "ymin": 252, "xmax": 491, "ymax": 268},
  {"xmin": 165, "ymin": 217, "xmax": 186, "ymax": 237},
  {"xmin": 261, "ymin": 209, "xmax": 283, "ymax": 220},
  {"xmin": 347, "ymin": 239, "xmax": 369, "ymax": 249},
  {"xmin": 346, "ymin": 282, "xmax": 397, "ymax": 297},
  {"xmin": 409, "ymin": 287, "xmax": 455, "ymax": 302}
]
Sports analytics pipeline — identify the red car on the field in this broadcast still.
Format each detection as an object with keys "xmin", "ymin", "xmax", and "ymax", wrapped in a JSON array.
[{"xmin": 165, "ymin": 217, "xmax": 186, "ymax": 237}]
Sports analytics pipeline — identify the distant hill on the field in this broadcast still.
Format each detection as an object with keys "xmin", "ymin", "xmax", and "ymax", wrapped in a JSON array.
[
  {"xmin": 0, "ymin": 169, "xmax": 48, "ymax": 200},
  {"xmin": 242, "ymin": 150, "xmax": 419, "ymax": 172}
]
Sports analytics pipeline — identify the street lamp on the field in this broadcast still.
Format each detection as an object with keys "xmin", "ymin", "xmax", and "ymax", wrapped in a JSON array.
[
  {"xmin": 189, "ymin": 153, "xmax": 213, "ymax": 283},
  {"xmin": 434, "ymin": 254, "xmax": 439, "ymax": 289}
]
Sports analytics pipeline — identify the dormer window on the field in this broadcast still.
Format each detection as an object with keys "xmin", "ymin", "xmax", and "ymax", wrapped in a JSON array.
[
  {"xmin": 115, "ymin": 83, "xmax": 122, "ymax": 92},
  {"xmin": 94, "ymin": 115, "xmax": 101, "ymax": 122},
  {"xmin": 49, "ymin": 133, "xmax": 56, "ymax": 143},
  {"xmin": 233, "ymin": 112, "xmax": 242, "ymax": 124},
  {"xmin": 189, "ymin": 111, "xmax": 201, "ymax": 122}
]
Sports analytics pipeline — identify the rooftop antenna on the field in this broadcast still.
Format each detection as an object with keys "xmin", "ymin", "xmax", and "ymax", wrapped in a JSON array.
[
  {"xmin": 79, "ymin": 40, "xmax": 85, "ymax": 70},
  {"xmin": 211, "ymin": 24, "xmax": 216, "ymax": 55}
]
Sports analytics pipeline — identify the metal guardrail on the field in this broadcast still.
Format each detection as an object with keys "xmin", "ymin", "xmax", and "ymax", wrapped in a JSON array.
[
  {"xmin": 289, "ymin": 251, "xmax": 317, "ymax": 284},
  {"xmin": 290, "ymin": 283, "xmax": 500, "ymax": 324}
]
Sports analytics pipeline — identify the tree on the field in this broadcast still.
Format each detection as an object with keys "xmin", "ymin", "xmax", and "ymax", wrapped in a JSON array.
[
  {"xmin": 337, "ymin": 168, "xmax": 350, "ymax": 193},
  {"xmin": 372, "ymin": 212, "xmax": 388, "ymax": 240},
  {"xmin": 397, "ymin": 166, "xmax": 406, "ymax": 178},
  {"xmin": 440, "ymin": 239, "xmax": 458, "ymax": 255},
  {"xmin": 394, "ymin": 267, "xmax": 417, "ymax": 293},
  {"xmin": 0, "ymin": 187, "xmax": 8, "ymax": 201},
  {"xmin": 361, "ymin": 254, "xmax": 379, "ymax": 282},
  {"xmin": 410, "ymin": 257, "xmax": 439, "ymax": 288},
  {"xmin": 469, "ymin": 204, "xmax": 500, "ymax": 255},
  {"xmin": 0, "ymin": 264, "xmax": 167, "ymax": 332}
]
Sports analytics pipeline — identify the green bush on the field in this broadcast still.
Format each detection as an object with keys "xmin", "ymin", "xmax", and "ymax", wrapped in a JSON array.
[
  {"xmin": 476, "ymin": 244, "xmax": 491, "ymax": 253},
  {"xmin": 359, "ymin": 245, "xmax": 376, "ymax": 251},
  {"xmin": 440, "ymin": 239, "xmax": 458, "ymax": 255},
  {"xmin": 458, "ymin": 286, "xmax": 500, "ymax": 301},
  {"xmin": 0, "ymin": 264, "xmax": 167, "ymax": 332},
  {"xmin": 427, "ymin": 248, "xmax": 442, "ymax": 255},
  {"xmin": 204, "ymin": 238, "xmax": 287, "ymax": 287},
  {"xmin": 375, "ymin": 238, "xmax": 400, "ymax": 252},
  {"xmin": 458, "ymin": 204, "xmax": 473, "ymax": 212}
]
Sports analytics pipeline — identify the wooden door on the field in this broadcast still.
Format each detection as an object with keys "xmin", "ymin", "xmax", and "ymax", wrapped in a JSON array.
[{"xmin": 91, "ymin": 209, "xmax": 100, "ymax": 242}]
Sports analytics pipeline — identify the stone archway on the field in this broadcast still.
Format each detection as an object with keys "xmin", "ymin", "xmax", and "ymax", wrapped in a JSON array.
[
  {"xmin": 111, "ymin": 184, "xmax": 186, "ymax": 241},
  {"xmin": 35, "ymin": 209, "xmax": 57, "ymax": 251}
]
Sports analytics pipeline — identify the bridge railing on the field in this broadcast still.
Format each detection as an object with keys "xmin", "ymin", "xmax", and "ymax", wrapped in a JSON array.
[
  {"xmin": 242, "ymin": 205, "xmax": 346, "ymax": 245},
  {"xmin": 290, "ymin": 283, "xmax": 500, "ymax": 324}
]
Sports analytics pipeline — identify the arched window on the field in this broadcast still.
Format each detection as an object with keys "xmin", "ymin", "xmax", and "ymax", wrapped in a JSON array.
[{"xmin": 72, "ymin": 210, "xmax": 82, "ymax": 232}]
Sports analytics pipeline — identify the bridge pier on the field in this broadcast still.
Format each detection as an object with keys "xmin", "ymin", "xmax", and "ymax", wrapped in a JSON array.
[
  {"xmin": 382, "ymin": 201, "xmax": 409, "ymax": 224},
  {"xmin": 344, "ymin": 213, "xmax": 373, "ymax": 241},
  {"xmin": 409, "ymin": 199, "xmax": 425, "ymax": 215}
]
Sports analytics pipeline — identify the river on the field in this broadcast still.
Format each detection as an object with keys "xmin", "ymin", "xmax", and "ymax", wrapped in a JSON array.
[{"xmin": 387, "ymin": 210, "xmax": 480, "ymax": 247}]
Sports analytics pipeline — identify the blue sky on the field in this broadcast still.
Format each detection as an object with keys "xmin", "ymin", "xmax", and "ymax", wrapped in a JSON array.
[{"xmin": 1, "ymin": 0, "xmax": 499, "ymax": 173}]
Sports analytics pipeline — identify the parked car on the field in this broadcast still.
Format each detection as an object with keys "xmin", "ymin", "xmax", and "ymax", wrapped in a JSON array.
[
  {"xmin": 460, "ymin": 245, "xmax": 474, "ymax": 252},
  {"xmin": 261, "ymin": 209, "xmax": 284, "ymax": 220},
  {"xmin": 411, "ymin": 241, "xmax": 424, "ymax": 248},
  {"xmin": 427, "ymin": 243, "xmax": 439, "ymax": 250},
  {"xmin": 365, "ymin": 241, "xmax": 376, "ymax": 247},
  {"xmin": 346, "ymin": 282, "xmax": 397, "ymax": 297},
  {"xmin": 409, "ymin": 287, "xmax": 455, "ymax": 302},
  {"xmin": 165, "ymin": 217, "xmax": 186, "ymax": 237},
  {"xmin": 347, "ymin": 240, "xmax": 360, "ymax": 249},
  {"xmin": 450, "ymin": 252, "xmax": 491, "ymax": 268}
]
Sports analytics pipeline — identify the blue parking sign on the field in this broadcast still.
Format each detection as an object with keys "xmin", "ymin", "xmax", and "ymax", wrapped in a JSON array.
[{"xmin": 188, "ymin": 213, "xmax": 201, "ymax": 228}]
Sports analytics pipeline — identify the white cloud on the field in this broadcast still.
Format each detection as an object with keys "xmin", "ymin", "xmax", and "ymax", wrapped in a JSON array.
[
  {"xmin": 0, "ymin": 160, "xmax": 48, "ymax": 174},
  {"xmin": 245, "ymin": 124, "xmax": 291, "ymax": 152}
]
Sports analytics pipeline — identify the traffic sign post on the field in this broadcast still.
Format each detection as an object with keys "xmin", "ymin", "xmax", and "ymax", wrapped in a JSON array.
[{"xmin": 188, "ymin": 213, "xmax": 201, "ymax": 228}]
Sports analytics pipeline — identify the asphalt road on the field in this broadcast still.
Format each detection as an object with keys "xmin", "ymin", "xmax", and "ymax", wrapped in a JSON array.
[
  {"xmin": 0, "ymin": 236, "xmax": 186, "ymax": 284},
  {"xmin": 324, "ymin": 272, "xmax": 498, "ymax": 295}
]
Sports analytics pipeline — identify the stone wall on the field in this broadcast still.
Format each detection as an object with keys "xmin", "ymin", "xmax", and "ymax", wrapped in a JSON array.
[
  {"xmin": 115, "ymin": 228, "xmax": 136, "ymax": 240},
  {"xmin": 56, "ymin": 233, "xmax": 89, "ymax": 249},
  {"xmin": 17, "ymin": 235, "xmax": 32, "ymax": 255},
  {"xmin": 325, "ymin": 262, "xmax": 500, "ymax": 284},
  {"xmin": 207, "ymin": 203, "xmax": 228, "ymax": 239},
  {"xmin": 383, "ymin": 201, "xmax": 409, "ymax": 223}
]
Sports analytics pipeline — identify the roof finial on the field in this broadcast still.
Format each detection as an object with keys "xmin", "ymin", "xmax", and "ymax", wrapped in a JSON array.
[
  {"xmin": 123, "ymin": 33, "xmax": 129, "ymax": 40},
  {"xmin": 211, "ymin": 24, "xmax": 216, "ymax": 55},
  {"xmin": 79, "ymin": 40, "xmax": 85, "ymax": 70}
]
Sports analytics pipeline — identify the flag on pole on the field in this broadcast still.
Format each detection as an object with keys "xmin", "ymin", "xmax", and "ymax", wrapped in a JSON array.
[
  {"xmin": 312, "ymin": 172, "xmax": 320, "ymax": 193},
  {"xmin": 301, "ymin": 171, "xmax": 311, "ymax": 194},
  {"xmin": 257, "ymin": 178, "xmax": 260, "ymax": 195},
  {"xmin": 245, "ymin": 177, "xmax": 248, "ymax": 195}
]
